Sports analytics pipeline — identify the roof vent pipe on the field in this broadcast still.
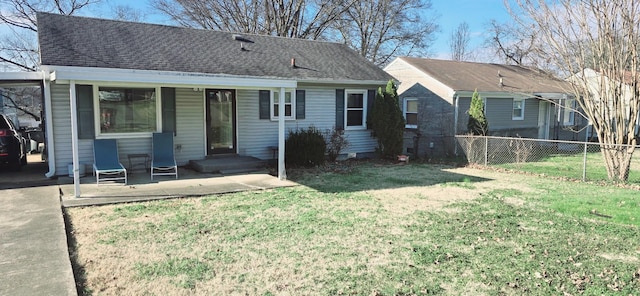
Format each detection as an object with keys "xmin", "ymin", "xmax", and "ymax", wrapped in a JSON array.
[{"xmin": 291, "ymin": 58, "xmax": 296, "ymax": 68}]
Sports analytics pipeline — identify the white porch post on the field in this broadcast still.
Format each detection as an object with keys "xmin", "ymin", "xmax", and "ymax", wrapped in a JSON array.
[
  {"xmin": 278, "ymin": 87, "xmax": 286, "ymax": 180},
  {"xmin": 69, "ymin": 81, "xmax": 81, "ymax": 197},
  {"xmin": 43, "ymin": 76, "xmax": 57, "ymax": 178},
  {"xmin": 453, "ymin": 94, "xmax": 460, "ymax": 156}
]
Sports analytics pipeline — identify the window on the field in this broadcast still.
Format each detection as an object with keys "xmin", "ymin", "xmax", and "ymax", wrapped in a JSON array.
[
  {"xmin": 512, "ymin": 98, "xmax": 524, "ymax": 120},
  {"xmin": 271, "ymin": 90, "xmax": 295, "ymax": 120},
  {"xmin": 345, "ymin": 90, "xmax": 367, "ymax": 129},
  {"xmin": 562, "ymin": 98, "xmax": 576, "ymax": 126},
  {"xmin": 404, "ymin": 98, "xmax": 418, "ymax": 128},
  {"xmin": 97, "ymin": 87, "xmax": 159, "ymax": 135}
]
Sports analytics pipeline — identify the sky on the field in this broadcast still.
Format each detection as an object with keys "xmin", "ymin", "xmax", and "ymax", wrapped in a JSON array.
[{"xmin": 429, "ymin": 0, "xmax": 512, "ymax": 60}]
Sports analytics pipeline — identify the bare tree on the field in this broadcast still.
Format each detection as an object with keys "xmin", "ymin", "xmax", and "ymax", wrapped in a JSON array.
[
  {"xmin": 449, "ymin": 21, "xmax": 470, "ymax": 61},
  {"xmin": 508, "ymin": 0, "xmax": 640, "ymax": 182},
  {"xmin": 1, "ymin": 87, "xmax": 42, "ymax": 121},
  {"xmin": 0, "ymin": 0, "xmax": 99, "ymax": 71},
  {"xmin": 485, "ymin": 20, "xmax": 537, "ymax": 66},
  {"xmin": 334, "ymin": 0, "xmax": 438, "ymax": 66},
  {"xmin": 151, "ymin": 0, "xmax": 350, "ymax": 39},
  {"xmin": 111, "ymin": 4, "xmax": 146, "ymax": 22}
]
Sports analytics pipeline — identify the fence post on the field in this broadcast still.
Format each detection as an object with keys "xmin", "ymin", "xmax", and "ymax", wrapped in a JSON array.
[
  {"xmin": 484, "ymin": 136, "xmax": 488, "ymax": 166},
  {"xmin": 582, "ymin": 141, "xmax": 588, "ymax": 181}
]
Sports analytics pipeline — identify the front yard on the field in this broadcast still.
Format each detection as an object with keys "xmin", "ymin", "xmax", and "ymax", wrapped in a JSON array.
[{"xmin": 66, "ymin": 162, "xmax": 640, "ymax": 295}]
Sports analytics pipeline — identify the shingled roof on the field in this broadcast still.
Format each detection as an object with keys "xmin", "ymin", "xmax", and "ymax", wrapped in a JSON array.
[
  {"xmin": 398, "ymin": 57, "xmax": 571, "ymax": 93},
  {"xmin": 37, "ymin": 12, "xmax": 391, "ymax": 82}
]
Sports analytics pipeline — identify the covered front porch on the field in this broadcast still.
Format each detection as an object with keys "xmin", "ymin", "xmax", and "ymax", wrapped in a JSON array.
[
  {"xmin": 59, "ymin": 165, "xmax": 296, "ymax": 207},
  {"xmin": 45, "ymin": 66, "xmax": 297, "ymax": 198}
]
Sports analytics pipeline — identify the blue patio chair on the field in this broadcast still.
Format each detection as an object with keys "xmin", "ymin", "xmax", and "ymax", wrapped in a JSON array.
[
  {"xmin": 151, "ymin": 132, "xmax": 178, "ymax": 180},
  {"xmin": 93, "ymin": 139, "xmax": 127, "ymax": 185}
]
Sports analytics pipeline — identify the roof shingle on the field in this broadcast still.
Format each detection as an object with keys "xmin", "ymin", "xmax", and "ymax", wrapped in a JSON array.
[
  {"xmin": 398, "ymin": 57, "xmax": 571, "ymax": 93},
  {"xmin": 37, "ymin": 12, "xmax": 391, "ymax": 82}
]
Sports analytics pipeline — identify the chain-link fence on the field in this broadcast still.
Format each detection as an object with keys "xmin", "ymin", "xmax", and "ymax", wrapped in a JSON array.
[{"xmin": 455, "ymin": 135, "xmax": 640, "ymax": 184}]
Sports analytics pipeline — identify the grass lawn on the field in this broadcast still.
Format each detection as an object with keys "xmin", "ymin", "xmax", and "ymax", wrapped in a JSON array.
[
  {"xmin": 66, "ymin": 162, "xmax": 640, "ymax": 295},
  {"xmin": 497, "ymin": 151, "xmax": 640, "ymax": 184}
]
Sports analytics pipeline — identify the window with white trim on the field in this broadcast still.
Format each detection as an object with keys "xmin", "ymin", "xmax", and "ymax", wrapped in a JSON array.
[
  {"xmin": 271, "ymin": 90, "xmax": 295, "ymax": 120},
  {"xmin": 345, "ymin": 89, "xmax": 367, "ymax": 129},
  {"xmin": 562, "ymin": 98, "xmax": 576, "ymax": 126},
  {"xmin": 512, "ymin": 98, "xmax": 524, "ymax": 120},
  {"xmin": 403, "ymin": 98, "xmax": 418, "ymax": 128},
  {"xmin": 97, "ymin": 86, "xmax": 159, "ymax": 136}
]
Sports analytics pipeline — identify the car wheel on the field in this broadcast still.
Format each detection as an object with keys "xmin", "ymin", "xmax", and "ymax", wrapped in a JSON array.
[{"xmin": 11, "ymin": 156, "xmax": 22, "ymax": 171}]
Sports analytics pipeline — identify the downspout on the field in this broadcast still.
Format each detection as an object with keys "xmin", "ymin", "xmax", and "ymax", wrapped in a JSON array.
[
  {"xmin": 43, "ymin": 73, "xmax": 56, "ymax": 178},
  {"xmin": 277, "ymin": 87, "xmax": 286, "ymax": 180},
  {"xmin": 69, "ymin": 81, "xmax": 81, "ymax": 197},
  {"xmin": 453, "ymin": 93, "xmax": 460, "ymax": 156}
]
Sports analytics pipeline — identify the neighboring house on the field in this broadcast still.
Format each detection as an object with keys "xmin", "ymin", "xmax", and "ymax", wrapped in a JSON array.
[
  {"xmin": 572, "ymin": 68, "xmax": 639, "ymax": 139},
  {"xmin": 35, "ymin": 13, "xmax": 391, "ymax": 181},
  {"xmin": 384, "ymin": 57, "xmax": 586, "ymax": 158}
]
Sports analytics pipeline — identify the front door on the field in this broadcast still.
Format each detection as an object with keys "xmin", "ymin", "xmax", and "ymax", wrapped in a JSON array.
[{"xmin": 206, "ymin": 89, "xmax": 236, "ymax": 155}]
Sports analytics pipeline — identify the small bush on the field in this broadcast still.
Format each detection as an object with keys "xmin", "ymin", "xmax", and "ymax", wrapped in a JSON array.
[
  {"xmin": 286, "ymin": 126, "xmax": 326, "ymax": 167},
  {"xmin": 325, "ymin": 127, "xmax": 349, "ymax": 162},
  {"xmin": 368, "ymin": 80, "xmax": 405, "ymax": 159}
]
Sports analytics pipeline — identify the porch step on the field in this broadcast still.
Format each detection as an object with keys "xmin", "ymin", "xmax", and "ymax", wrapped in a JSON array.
[{"xmin": 189, "ymin": 155, "xmax": 267, "ymax": 174}]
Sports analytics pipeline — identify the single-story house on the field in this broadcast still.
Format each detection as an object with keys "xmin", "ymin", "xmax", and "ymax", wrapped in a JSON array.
[
  {"xmin": 571, "ymin": 68, "xmax": 639, "ymax": 139},
  {"xmin": 35, "ymin": 12, "xmax": 392, "ymax": 195},
  {"xmin": 384, "ymin": 57, "xmax": 587, "ymax": 158}
]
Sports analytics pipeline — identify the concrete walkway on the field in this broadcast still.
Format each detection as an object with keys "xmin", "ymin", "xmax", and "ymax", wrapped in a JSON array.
[
  {"xmin": 0, "ymin": 159, "xmax": 297, "ymax": 295},
  {"xmin": 0, "ymin": 185, "xmax": 77, "ymax": 296}
]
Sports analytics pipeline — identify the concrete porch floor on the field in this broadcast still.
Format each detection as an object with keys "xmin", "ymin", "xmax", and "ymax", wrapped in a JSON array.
[{"xmin": 59, "ymin": 166, "xmax": 297, "ymax": 208}]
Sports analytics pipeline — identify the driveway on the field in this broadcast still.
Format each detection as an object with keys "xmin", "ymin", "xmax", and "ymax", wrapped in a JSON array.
[{"xmin": 0, "ymin": 185, "xmax": 77, "ymax": 296}]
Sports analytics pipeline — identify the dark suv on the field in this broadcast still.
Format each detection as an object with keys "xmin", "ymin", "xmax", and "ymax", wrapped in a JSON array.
[{"xmin": 0, "ymin": 114, "xmax": 27, "ymax": 170}]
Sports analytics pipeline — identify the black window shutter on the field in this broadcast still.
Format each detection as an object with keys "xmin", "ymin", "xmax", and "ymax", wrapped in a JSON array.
[
  {"xmin": 161, "ymin": 87, "xmax": 176, "ymax": 134},
  {"xmin": 366, "ymin": 89, "xmax": 377, "ymax": 129},
  {"xmin": 367, "ymin": 89, "xmax": 376, "ymax": 111},
  {"xmin": 296, "ymin": 89, "xmax": 305, "ymax": 119},
  {"xmin": 259, "ymin": 90, "xmax": 270, "ymax": 119},
  {"xmin": 335, "ymin": 89, "xmax": 345, "ymax": 129},
  {"xmin": 76, "ymin": 84, "xmax": 94, "ymax": 139}
]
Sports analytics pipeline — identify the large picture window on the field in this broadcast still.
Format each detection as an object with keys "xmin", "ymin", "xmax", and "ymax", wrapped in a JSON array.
[
  {"xmin": 345, "ymin": 90, "xmax": 367, "ymax": 129},
  {"xmin": 98, "ymin": 87, "xmax": 158, "ymax": 134}
]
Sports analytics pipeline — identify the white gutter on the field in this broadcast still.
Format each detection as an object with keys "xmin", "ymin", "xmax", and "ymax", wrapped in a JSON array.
[
  {"xmin": 0, "ymin": 71, "xmax": 43, "ymax": 81},
  {"xmin": 69, "ymin": 81, "xmax": 81, "ymax": 197},
  {"xmin": 45, "ymin": 65, "xmax": 297, "ymax": 89},
  {"xmin": 43, "ymin": 74, "xmax": 57, "ymax": 178},
  {"xmin": 296, "ymin": 79, "xmax": 389, "ymax": 86},
  {"xmin": 278, "ymin": 87, "xmax": 286, "ymax": 180},
  {"xmin": 453, "ymin": 94, "xmax": 460, "ymax": 156}
]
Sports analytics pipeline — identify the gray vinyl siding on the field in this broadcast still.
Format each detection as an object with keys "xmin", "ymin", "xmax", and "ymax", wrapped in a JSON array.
[
  {"xmin": 50, "ymin": 83, "xmax": 378, "ymax": 175},
  {"xmin": 237, "ymin": 86, "xmax": 376, "ymax": 160},
  {"xmin": 456, "ymin": 97, "xmax": 472, "ymax": 134},
  {"xmin": 173, "ymin": 88, "xmax": 205, "ymax": 164},
  {"xmin": 50, "ymin": 84, "xmax": 205, "ymax": 176},
  {"xmin": 485, "ymin": 98, "xmax": 539, "ymax": 129},
  {"xmin": 51, "ymin": 83, "xmax": 87, "ymax": 175}
]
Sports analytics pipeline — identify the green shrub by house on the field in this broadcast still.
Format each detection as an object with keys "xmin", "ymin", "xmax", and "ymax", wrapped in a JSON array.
[
  {"xmin": 467, "ymin": 89, "xmax": 488, "ymax": 135},
  {"xmin": 285, "ymin": 126, "xmax": 326, "ymax": 167},
  {"xmin": 368, "ymin": 80, "xmax": 406, "ymax": 159}
]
